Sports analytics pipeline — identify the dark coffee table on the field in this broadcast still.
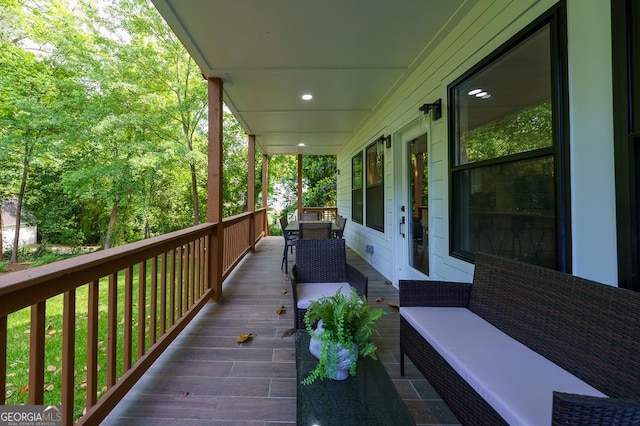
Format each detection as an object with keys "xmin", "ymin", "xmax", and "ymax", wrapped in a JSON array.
[{"xmin": 296, "ymin": 332, "xmax": 415, "ymax": 425}]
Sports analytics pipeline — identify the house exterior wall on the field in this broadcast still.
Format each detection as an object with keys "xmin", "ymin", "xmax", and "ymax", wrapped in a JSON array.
[
  {"xmin": 337, "ymin": 0, "xmax": 618, "ymax": 286},
  {"xmin": 2, "ymin": 225, "xmax": 37, "ymax": 250}
]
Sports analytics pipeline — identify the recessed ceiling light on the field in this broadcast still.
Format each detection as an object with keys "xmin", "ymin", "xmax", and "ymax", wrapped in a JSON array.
[
  {"xmin": 301, "ymin": 94, "xmax": 313, "ymax": 101},
  {"xmin": 475, "ymin": 91, "xmax": 488, "ymax": 97},
  {"xmin": 468, "ymin": 88, "xmax": 482, "ymax": 95},
  {"xmin": 298, "ymin": 142, "xmax": 305, "ymax": 146}
]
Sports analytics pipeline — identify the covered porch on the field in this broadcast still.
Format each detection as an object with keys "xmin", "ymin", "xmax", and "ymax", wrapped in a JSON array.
[{"xmin": 100, "ymin": 236, "xmax": 457, "ymax": 425}]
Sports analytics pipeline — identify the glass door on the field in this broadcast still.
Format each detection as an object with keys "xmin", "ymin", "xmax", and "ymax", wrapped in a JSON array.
[{"xmin": 408, "ymin": 134, "xmax": 429, "ymax": 275}]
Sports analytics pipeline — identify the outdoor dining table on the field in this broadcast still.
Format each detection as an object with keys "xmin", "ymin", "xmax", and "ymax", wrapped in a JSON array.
[{"xmin": 285, "ymin": 220, "xmax": 343, "ymax": 238}]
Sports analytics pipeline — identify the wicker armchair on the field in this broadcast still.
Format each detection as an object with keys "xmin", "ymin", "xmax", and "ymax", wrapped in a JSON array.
[{"xmin": 290, "ymin": 239, "xmax": 368, "ymax": 329}]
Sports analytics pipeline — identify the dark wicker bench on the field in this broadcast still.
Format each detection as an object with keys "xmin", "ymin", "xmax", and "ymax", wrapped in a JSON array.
[{"xmin": 400, "ymin": 252, "xmax": 640, "ymax": 425}]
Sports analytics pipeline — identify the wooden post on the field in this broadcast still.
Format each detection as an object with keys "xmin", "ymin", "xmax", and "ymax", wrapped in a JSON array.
[
  {"xmin": 262, "ymin": 154, "xmax": 269, "ymax": 235},
  {"xmin": 297, "ymin": 154, "xmax": 303, "ymax": 219},
  {"xmin": 207, "ymin": 77, "xmax": 224, "ymax": 302},
  {"xmin": 248, "ymin": 134, "xmax": 256, "ymax": 251}
]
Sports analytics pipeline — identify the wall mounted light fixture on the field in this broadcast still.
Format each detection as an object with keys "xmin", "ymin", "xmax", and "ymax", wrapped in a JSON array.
[
  {"xmin": 419, "ymin": 99, "xmax": 442, "ymax": 121},
  {"xmin": 383, "ymin": 135, "xmax": 392, "ymax": 148}
]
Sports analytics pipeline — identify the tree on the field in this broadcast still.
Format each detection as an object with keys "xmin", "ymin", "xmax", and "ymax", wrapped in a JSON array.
[{"xmin": 0, "ymin": 34, "xmax": 82, "ymax": 260}]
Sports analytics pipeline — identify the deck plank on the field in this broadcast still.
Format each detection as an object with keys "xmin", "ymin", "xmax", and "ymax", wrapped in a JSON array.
[{"xmin": 102, "ymin": 236, "xmax": 460, "ymax": 425}]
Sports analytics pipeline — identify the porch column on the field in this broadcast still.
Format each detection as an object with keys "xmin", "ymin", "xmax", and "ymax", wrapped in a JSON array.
[
  {"xmin": 262, "ymin": 154, "xmax": 269, "ymax": 235},
  {"xmin": 248, "ymin": 134, "xmax": 256, "ymax": 251},
  {"xmin": 297, "ymin": 154, "xmax": 303, "ymax": 219},
  {"xmin": 207, "ymin": 77, "xmax": 224, "ymax": 302}
]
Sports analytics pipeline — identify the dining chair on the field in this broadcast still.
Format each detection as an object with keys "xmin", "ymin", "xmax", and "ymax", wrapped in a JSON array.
[
  {"xmin": 299, "ymin": 221, "xmax": 332, "ymax": 239},
  {"xmin": 300, "ymin": 211, "xmax": 319, "ymax": 221},
  {"xmin": 279, "ymin": 216, "xmax": 297, "ymax": 273},
  {"xmin": 334, "ymin": 215, "xmax": 346, "ymax": 238}
]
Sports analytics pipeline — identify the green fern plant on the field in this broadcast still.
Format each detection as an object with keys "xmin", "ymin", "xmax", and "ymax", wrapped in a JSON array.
[{"xmin": 302, "ymin": 287, "xmax": 387, "ymax": 385}]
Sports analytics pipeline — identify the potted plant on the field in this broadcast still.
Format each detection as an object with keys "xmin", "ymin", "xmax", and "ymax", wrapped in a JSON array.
[{"xmin": 302, "ymin": 287, "xmax": 387, "ymax": 385}]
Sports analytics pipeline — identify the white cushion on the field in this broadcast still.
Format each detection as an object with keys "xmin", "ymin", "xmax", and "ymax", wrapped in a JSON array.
[
  {"xmin": 400, "ymin": 307, "xmax": 606, "ymax": 426},
  {"xmin": 296, "ymin": 282, "xmax": 353, "ymax": 309}
]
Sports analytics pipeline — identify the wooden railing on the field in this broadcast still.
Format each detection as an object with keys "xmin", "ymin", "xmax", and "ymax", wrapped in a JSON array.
[
  {"xmin": 300, "ymin": 206, "xmax": 338, "ymax": 221},
  {"xmin": 0, "ymin": 208, "xmax": 266, "ymax": 425}
]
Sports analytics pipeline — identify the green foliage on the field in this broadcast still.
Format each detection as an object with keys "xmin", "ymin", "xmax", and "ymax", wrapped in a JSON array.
[
  {"xmin": 0, "ymin": 261, "xmax": 6, "ymax": 272},
  {"xmin": 0, "ymin": 0, "xmax": 337, "ymax": 259},
  {"xmin": 461, "ymin": 100, "xmax": 552, "ymax": 163},
  {"xmin": 302, "ymin": 288, "xmax": 387, "ymax": 385},
  {"xmin": 302, "ymin": 155, "xmax": 337, "ymax": 207}
]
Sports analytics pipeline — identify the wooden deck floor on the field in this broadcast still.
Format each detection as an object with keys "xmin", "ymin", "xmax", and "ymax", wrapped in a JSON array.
[{"xmin": 102, "ymin": 236, "xmax": 460, "ymax": 425}]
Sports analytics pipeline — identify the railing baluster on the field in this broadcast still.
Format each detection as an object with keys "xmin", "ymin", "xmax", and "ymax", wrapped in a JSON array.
[
  {"xmin": 87, "ymin": 280, "xmax": 99, "ymax": 408},
  {"xmin": 124, "ymin": 266, "xmax": 133, "ymax": 371},
  {"xmin": 150, "ymin": 256, "xmax": 158, "ymax": 346},
  {"xmin": 177, "ymin": 245, "xmax": 183, "ymax": 316},
  {"xmin": 184, "ymin": 243, "xmax": 190, "ymax": 310},
  {"xmin": 160, "ymin": 252, "xmax": 167, "ymax": 334},
  {"xmin": 62, "ymin": 290, "xmax": 76, "ymax": 426},
  {"xmin": 29, "ymin": 301, "xmax": 45, "ymax": 405},
  {"xmin": 107, "ymin": 273, "xmax": 117, "ymax": 388},
  {"xmin": 0, "ymin": 315, "xmax": 6, "ymax": 405},
  {"xmin": 190, "ymin": 240, "xmax": 196, "ymax": 303},
  {"xmin": 138, "ymin": 261, "xmax": 146, "ymax": 359},
  {"xmin": 199, "ymin": 237, "xmax": 206, "ymax": 296},
  {"xmin": 170, "ymin": 248, "xmax": 176, "ymax": 326}
]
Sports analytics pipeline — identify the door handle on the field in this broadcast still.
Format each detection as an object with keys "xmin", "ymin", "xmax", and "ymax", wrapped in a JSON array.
[{"xmin": 399, "ymin": 216, "xmax": 405, "ymax": 238}]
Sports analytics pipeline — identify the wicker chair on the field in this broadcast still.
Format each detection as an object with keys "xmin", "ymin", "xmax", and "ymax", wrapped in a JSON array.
[
  {"xmin": 290, "ymin": 239, "xmax": 368, "ymax": 329},
  {"xmin": 299, "ymin": 221, "xmax": 332, "ymax": 239}
]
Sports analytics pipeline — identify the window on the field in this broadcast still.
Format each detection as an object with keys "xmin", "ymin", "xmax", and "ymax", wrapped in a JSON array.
[
  {"xmin": 366, "ymin": 139, "xmax": 384, "ymax": 232},
  {"xmin": 352, "ymin": 153, "xmax": 363, "ymax": 224},
  {"xmin": 449, "ymin": 6, "xmax": 568, "ymax": 270},
  {"xmin": 613, "ymin": 0, "xmax": 640, "ymax": 290}
]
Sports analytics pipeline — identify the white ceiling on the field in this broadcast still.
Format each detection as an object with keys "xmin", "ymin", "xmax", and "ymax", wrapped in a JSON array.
[{"xmin": 151, "ymin": 0, "xmax": 479, "ymax": 155}]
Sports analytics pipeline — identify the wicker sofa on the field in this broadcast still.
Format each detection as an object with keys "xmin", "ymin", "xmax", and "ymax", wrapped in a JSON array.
[
  {"xmin": 290, "ymin": 238, "xmax": 367, "ymax": 330},
  {"xmin": 400, "ymin": 252, "xmax": 640, "ymax": 425}
]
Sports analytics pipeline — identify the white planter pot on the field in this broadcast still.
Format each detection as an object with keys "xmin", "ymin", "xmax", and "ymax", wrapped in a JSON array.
[{"xmin": 308, "ymin": 320, "xmax": 358, "ymax": 381}]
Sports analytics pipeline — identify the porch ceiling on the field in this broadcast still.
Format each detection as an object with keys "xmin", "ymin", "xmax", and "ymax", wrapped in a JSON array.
[{"xmin": 151, "ymin": 0, "xmax": 478, "ymax": 155}]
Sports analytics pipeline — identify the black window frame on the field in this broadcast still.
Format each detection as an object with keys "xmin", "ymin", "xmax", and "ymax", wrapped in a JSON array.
[
  {"xmin": 613, "ymin": 0, "xmax": 640, "ymax": 291},
  {"xmin": 352, "ymin": 152, "xmax": 363, "ymax": 225},
  {"xmin": 447, "ymin": 2, "xmax": 571, "ymax": 271},
  {"xmin": 365, "ymin": 138, "xmax": 385, "ymax": 233}
]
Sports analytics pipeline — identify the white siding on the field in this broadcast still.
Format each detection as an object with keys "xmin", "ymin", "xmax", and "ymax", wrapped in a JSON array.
[{"xmin": 337, "ymin": 0, "xmax": 618, "ymax": 285}]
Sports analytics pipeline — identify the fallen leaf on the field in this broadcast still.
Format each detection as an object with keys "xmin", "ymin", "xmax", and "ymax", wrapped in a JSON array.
[
  {"xmin": 47, "ymin": 365, "xmax": 57, "ymax": 372},
  {"xmin": 182, "ymin": 391, "xmax": 190, "ymax": 397},
  {"xmin": 387, "ymin": 300, "xmax": 400, "ymax": 309},
  {"xmin": 237, "ymin": 333, "xmax": 255, "ymax": 343},
  {"xmin": 19, "ymin": 385, "xmax": 28, "ymax": 396},
  {"xmin": 280, "ymin": 289, "xmax": 288, "ymax": 294},
  {"xmin": 276, "ymin": 305, "xmax": 286, "ymax": 315},
  {"xmin": 281, "ymin": 328, "xmax": 295, "ymax": 338},
  {"xmin": 375, "ymin": 297, "xmax": 384, "ymax": 302},
  {"xmin": 44, "ymin": 384, "xmax": 54, "ymax": 392},
  {"xmin": 385, "ymin": 280, "xmax": 392, "ymax": 285},
  {"xmin": 46, "ymin": 324, "xmax": 53, "ymax": 331}
]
